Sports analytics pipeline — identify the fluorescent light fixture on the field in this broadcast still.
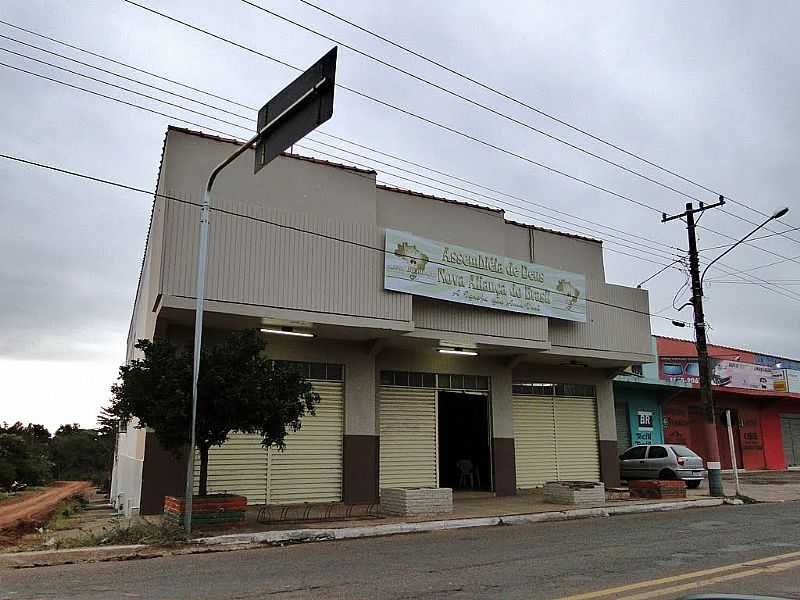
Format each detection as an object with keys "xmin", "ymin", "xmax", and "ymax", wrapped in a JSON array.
[
  {"xmin": 437, "ymin": 347, "xmax": 478, "ymax": 356},
  {"xmin": 260, "ymin": 327, "xmax": 315, "ymax": 338}
]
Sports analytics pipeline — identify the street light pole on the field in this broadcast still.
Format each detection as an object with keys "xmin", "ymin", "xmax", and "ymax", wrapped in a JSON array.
[
  {"xmin": 663, "ymin": 199, "xmax": 790, "ymax": 498},
  {"xmin": 182, "ymin": 130, "xmax": 265, "ymax": 536},
  {"xmin": 180, "ymin": 48, "xmax": 338, "ymax": 537}
]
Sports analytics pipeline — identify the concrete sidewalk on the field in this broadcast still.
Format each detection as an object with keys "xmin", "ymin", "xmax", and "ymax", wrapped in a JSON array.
[
  {"xmin": 0, "ymin": 493, "xmax": 727, "ymax": 569},
  {"xmin": 714, "ymin": 470, "xmax": 800, "ymax": 502}
]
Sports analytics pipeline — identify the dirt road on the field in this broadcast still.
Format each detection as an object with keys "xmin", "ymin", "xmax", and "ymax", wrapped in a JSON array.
[{"xmin": 0, "ymin": 481, "xmax": 90, "ymax": 531}]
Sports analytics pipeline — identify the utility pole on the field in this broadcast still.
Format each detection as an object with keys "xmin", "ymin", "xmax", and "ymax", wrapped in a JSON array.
[{"xmin": 662, "ymin": 197, "xmax": 726, "ymax": 497}]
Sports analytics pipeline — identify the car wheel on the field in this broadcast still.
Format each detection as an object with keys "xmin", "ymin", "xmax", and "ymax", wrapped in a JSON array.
[
  {"xmin": 686, "ymin": 480, "xmax": 701, "ymax": 489},
  {"xmin": 659, "ymin": 469, "xmax": 676, "ymax": 480}
]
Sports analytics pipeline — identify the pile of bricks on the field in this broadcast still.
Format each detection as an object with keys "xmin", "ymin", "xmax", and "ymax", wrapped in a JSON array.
[
  {"xmin": 628, "ymin": 480, "xmax": 687, "ymax": 500},
  {"xmin": 543, "ymin": 481, "xmax": 606, "ymax": 505},
  {"xmin": 163, "ymin": 494, "xmax": 247, "ymax": 525},
  {"xmin": 380, "ymin": 487, "xmax": 453, "ymax": 516}
]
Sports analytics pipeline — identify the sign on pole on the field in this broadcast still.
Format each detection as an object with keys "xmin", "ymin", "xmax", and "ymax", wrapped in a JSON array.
[
  {"xmin": 185, "ymin": 46, "xmax": 338, "ymax": 536},
  {"xmin": 254, "ymin": 47, "xmax": 337, "ymax": 173}
]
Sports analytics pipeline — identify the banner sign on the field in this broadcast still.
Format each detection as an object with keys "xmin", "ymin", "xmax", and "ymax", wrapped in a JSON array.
[
  {"xmin": 785, "ymin": 369, "xmax": 800, "ymax": 394},
  {"xmin": 383, "ymin": 229, "xmax": 587, "ymax": 322},
  {"xmin": 711, "ymin": 360, "xmax": 786, "ymax": 392}
]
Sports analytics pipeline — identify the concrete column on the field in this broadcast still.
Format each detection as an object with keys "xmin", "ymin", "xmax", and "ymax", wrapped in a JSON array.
[
  {"xmin": 343, "ymin": 350, "xmax": 379, "ymax": 504},
  {"xmin": 596, "ymin": 378, "xmax": 621, "ymax": 487},
  {"xmin": 488, "ymin": 363, "xmax": 516, "ymax": 495}
]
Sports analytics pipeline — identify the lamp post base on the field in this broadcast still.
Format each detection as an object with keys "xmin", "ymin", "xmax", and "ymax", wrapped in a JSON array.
[{"xmin": 707, "ymin": 462, "xmax": 724, "ymax": 497}]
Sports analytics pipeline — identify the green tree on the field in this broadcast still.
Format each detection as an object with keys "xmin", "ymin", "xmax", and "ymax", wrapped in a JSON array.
[
  {"xmin": 50, "ymin": 425, "xmax": 114, "ymax": 486},
  {"xmin": 107, "ymin": 329, "xmax": 318, "ymax": 496},
  {"xmin": 0, "ymin": 423, "xmax": 52, "ymax": 487}
]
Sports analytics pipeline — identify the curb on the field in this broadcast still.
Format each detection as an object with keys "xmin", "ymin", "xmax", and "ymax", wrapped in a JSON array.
[
  {"xmin": 195, "ymin": 498, "xmax": 725, "ymax": 547},
  {"xmin": 1, "ymin": 498, "xmax": 725, "ymax": 568}
]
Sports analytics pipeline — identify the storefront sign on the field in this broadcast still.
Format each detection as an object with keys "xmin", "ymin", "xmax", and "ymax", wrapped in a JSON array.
[
  {"xmin": 660, "ymin": 358, "xmax": 700, "ymax": 384},
  {"xmin": 384, "ymin": 229, "xmax": 587, "ymax": 322},
  {"xmin": 785, "ymin": 369, "xmax": 800, "ymax": 394},
  {"xmin": 628, "ymin": 399, "xmax": 663, "ymax": 446},
  {"xmin": 712, "ymin": 360, "xmax": 786, "ymax": 392}
]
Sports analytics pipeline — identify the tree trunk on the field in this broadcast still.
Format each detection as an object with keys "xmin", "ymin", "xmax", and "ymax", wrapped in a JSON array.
[{"xmin": 198, "ymin": 444, "xmax": 210, "ymax": 497}]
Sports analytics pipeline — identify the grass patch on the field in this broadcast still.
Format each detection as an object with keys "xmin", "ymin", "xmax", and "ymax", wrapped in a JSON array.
[
  {"xmin": 50, "ymin": 518, "xmax": 187, "ymax": 550},
  {"xmin": 47, "ymin": 495, "xmax": 89, "ymax": 530}
]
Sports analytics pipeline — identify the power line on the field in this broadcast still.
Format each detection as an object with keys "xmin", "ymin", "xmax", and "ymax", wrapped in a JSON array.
[
  {"xmin": 0, "ymin": 46, "xmax": 685, "ymax": 266},
  {"xmin": 0, "ymin": 32, "xmax": 252, "ymax": 121},
  {"xmin": 2, "ymin": 31, "xmax": 795, "ymax": 302},
  {"xmin": 293, "ymin": 0, "xmax": 800, "ymax": 234},
  {"xmin": 113, "ymin": 2, "xmax": 800, "ymax": 267},
  {"xmin": 0, "ymin": 150, "xmax": 688, "ymax": 325},
  {"xmin": 0, "ymin": 18, "xmax": 253, "ymax": 111},
  {"xmin": 0, "ymin": 60, "xmax": 234, "ymax": 138},
  {"xmin": 240, "ymin": 0, "xmax": 724, "ymax": 210},
  {"xmin": 1, "ymin": 19, "xmax": 679, "ymax": 253},
  {"xmin": 299, "ymin": 138, "xmax": 683, "ymax": 263}
]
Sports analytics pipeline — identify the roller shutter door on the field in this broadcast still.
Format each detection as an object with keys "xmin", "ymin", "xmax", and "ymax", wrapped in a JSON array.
[
  {"xmin": 555, "ymin": 397, "xmax": 601, "ymax": 481},
  {"xmin": 513, "ymin": 395, "xmax": 557, "ymax": 487},
  {"xmin": 379, "ymin": 387, "xmax": 438, "ymax": 488},
  {"xmin": 194, "ymin": 433, "xmax": 268, "ymax": 503},
  {"xmin": 194, "ymin": 380, "xmax": 343, "ymax": 504},
  {"xmin": 268, "ymin": 381, "xmax": 344, "ymax": 504},
  {"xmin": 782, "ymin": 415, "xmax": 800, "ymax": 467},
  {"xmin": 616, "ymin": 403, "xmax": 631, "ymax": 452},
  {"xmin": 513, "ymin": 394, "xmax": 600, "ymax": 487}
]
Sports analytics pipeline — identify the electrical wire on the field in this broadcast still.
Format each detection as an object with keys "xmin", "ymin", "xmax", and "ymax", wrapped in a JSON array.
[
  {"xmin": 111, "ymin": 2, "xmax": 800, "ymax": 267},
  {"xmin": 0, "ymin": 46, "xmax": 685, "ymax": 266},
  {"xmin": 293, "ymin": 0, "xmax": 800, "ymax": 234},
  {"xmin": 2, "ymin": 31, "xmax": 797, "ymax": 301},
  {"xmin": 0, "ymin": 18, "xmax": 685, "ymax": 257},
  {"xmin": 0, "ymin": 150, "xmax": 688, "ymax": 325}
]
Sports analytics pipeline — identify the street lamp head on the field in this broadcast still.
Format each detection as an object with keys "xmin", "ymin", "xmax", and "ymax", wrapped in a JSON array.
[{"xmin": 772, "ymin": 206, "xmax": 789, "ymax": 219}]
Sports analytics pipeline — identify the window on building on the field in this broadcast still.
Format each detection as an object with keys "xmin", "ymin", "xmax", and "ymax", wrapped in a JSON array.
[
  {"xmin": 647, "ymin": 446, "xmax": 668, "ymax": 459},
  {"xmin": 512, "ymin": 382, "xmax": 595, "ymax": 397},
  {"xmin": 621, "ymin": 446, "xmax": 647, "ymax": 460},
  {"xmin": 271, "ymin": 360, "xmax": 344, "ymax": 382},
  {"xmin": 379, "ymin": 371, "xmax": 489, "ymax": 390}
]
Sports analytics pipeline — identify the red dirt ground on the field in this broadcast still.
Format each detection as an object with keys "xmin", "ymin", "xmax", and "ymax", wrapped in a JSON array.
[{"xmin": 0, "ymin": 481, "xmax": 91, "ymax": 538}]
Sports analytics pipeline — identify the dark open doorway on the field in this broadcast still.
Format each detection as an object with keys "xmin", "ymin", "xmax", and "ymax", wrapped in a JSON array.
[{"xmin": 438, "ymin": 391, "xmax": 491, "ymax": 491}]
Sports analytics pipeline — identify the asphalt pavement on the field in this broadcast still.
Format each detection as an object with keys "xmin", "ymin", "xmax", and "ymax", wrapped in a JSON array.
[{"xmin": 2, "ymin": 502, "xmax": 799, "ymax": 599}]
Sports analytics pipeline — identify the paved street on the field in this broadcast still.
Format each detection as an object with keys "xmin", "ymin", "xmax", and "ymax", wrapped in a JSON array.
[{"xmin": 2, "ymin": 502, "xmax": 800, "ymax": 599}]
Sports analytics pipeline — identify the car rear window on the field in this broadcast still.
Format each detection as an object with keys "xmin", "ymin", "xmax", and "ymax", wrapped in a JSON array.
[{"xmin": 671, "ymin": 445, "xmax": 699, "ymax": 457}]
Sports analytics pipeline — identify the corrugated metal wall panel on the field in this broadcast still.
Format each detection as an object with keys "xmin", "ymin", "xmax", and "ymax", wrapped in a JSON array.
[
  {"xmin": 513, "ymin": 395, "xmax": 558, "ymax": 487},
  {"xmin": 379, "ymin": 387, "xmax": 438, "ymax": 489},
  {"xmin": 548, "ymin": 282, "xmax": 652, "ymax": 358},
  {"xmin": 413, "ymin": 298, "xmax": 548, "ymax": 343},
  {"xmin": 513, "ymin": 394, "xmax": 600, "ymax": 487},
  {"xmin": 162, "ymin": 197, "xmax": 411, "ymax": 322},
  {"xmin": 554, "ymin": 397, "xmax": 601, "ymax": 481},
  {"xmin": 268, "ymin": 381, "xmax": 343, "ymax": 504}
]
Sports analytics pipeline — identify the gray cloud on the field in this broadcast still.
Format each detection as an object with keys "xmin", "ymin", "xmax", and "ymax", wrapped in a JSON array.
[{"xmin": 1, "ymin": 0, "xmax": 799, "ymax": 427}]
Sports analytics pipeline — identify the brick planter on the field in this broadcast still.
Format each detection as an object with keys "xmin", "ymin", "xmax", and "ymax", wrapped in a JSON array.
[
  {"xmin": 543, "ymin": 481, "xmax": 606, "ymax": 505},
  {"xmin": 629, "ymin": 480, "xmax": 686, "ymax": 500},
  {"xmin": 380, "ymin": 488, "xmax": 453, "ymax": 516},
  {"xmin": 163, "ymin": 494, "xmax": 247, "ymax": 525}
]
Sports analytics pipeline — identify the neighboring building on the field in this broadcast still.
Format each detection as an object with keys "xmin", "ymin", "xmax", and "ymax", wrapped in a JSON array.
[
  {"xmin": 111, "ymin": 127, "xmax": 654, "ymax": 514},
  {"xmin": 656, "ymin": 337, "xmax": 800, "ymax": 471},
  {"xmin": 613, "ymin": 337, "xmax": 690, "ymax": 451}
]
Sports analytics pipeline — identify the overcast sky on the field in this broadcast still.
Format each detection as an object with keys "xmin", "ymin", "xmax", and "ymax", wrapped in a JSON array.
[{"xmin": 2, "ymin": 1, "xmax": 799, "ymax": 431}]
